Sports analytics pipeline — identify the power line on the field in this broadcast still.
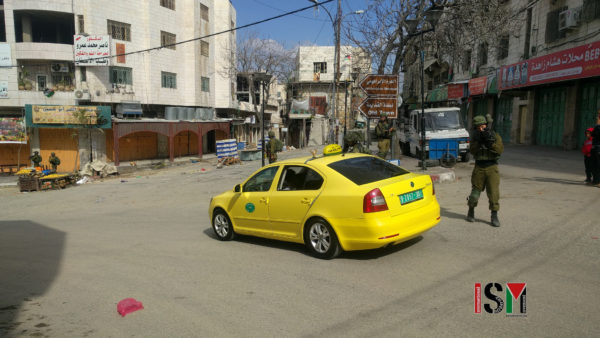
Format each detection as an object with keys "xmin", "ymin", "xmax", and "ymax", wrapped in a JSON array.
[{"xmin": 5, "ymin": 0, "xmax": 335, "ymax": 67}]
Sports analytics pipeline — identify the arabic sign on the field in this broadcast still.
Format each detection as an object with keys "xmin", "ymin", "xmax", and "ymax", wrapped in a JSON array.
[
  {"xmin": 25, "ymin": 105, "xmax": 112, "ymax": 129},
  {"xmin": 0, "ymin": 43, "xmax": 11, "ymax": 67},
  {"xmin": 0, "ymin": 118, "xmax": 26, "ymax": 144},
  {"xmin": 447, "ymin": 84, "xmax": 465, "ymax": 99},
  {"xmin": 499, "ymin": 40, "xmax": 600, "ymax": 90},
  {"xmin": 359, "ymin": 75, "xmax": 399, "ymax": 96},
  {"xmin": 468, "ymin": 77, "xmax": 488, "ymax": 96},
  {"xmin": 358, "ymin": 98, "xmax": 397, "ymax": 118},
  {"xmin": 74, "ymin": 35, "xmax": 110, "ymax": 66}
]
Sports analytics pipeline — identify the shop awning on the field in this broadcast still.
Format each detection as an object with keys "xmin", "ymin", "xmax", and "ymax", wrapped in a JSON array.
[{"xmin": 427, "ymin": 86, "xmax": 448, "ymax": 102}]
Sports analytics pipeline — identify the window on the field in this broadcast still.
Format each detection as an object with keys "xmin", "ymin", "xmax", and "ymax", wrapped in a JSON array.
[
  {"xmin": 161, "ymin": 31, "xmax": 176, "ymax": 50},
  {"xmin": 328, "ymin": 157, "xmax": 409, "ymax": 185},
  {"xmin": 201, "ymin": 4, "xmax": 209, "ymax": 21},
  {"xmin": 160, "ymin": 0, "xmax": 175, "ymax": 10},
  {"xmin": 107, "ymin": 20, "xmax": 131, "ymax": 41},
  {"xmin": 545, "ymin": 8, "xmax": 567, "ymax": 43},
  {"xmin": 77, "ymin": 15, "xmax": 85, "ymax": 34},
  {"xmin": 201, "ymin": 76, "xmax": 210, "ymax": 92},
  {"xmin": 313, "ymin": 62, "xmax": 327, "ymax": 73},
  {"xmin": 463, "ymin": 50, "xmax": 471, "ymax": 73},
  {"xmin": 80, "ymin": 67, "xmax": 87, "ymax": 82},
  {"xmin": 278, "ymin": 166, "xmax": 324, "ymax": 191},
  {"xmin": 478, "ymin": 42, "xmax": 488, "ymax": 66},
  {"xmin": 243, "ymin": 167, "xmax": 279, "ymax": 192},
  {"xmin": 201, "ymin": 40, "xmax": 209, "ymax": 56},
  {"xmin": 161, "ymin": 71, "xmax": 176, "ymax": 88},
  {"xmin": 37, "ymin": 75, "xmax": 47, "ymax": 91},
  {"xmin": 110, "ymin": 66, "xmax": 132, "ymax": 85},
  {"xmin": 309, "ymin": 96, "xmax": 327, "ymax": 115},
  {"xmin": 51, "ymin": 74, "xmax": 72, "ymax": 86},
  {"xmin": 583, "ymin": 0, "xmax": 600, "ymax": 22},
  {"xmin": 497, "ymin": 35, "xmax": 509, "ymax": 60}
]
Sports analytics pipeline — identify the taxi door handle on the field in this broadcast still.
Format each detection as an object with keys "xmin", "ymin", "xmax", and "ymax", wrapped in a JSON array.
[
  {"xmin": 259, "ymin": 197, "xmax": 269, "ymax": 204},
  {"xmin": 301, "ymin": 198, "xmax": 312, "ymax": 205}
]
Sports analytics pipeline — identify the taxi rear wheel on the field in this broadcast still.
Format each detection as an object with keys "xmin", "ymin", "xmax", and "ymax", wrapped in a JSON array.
[
  {"xmin": 304, "ymin": 218, "xmax": 341, "ymax": 259},
  {"xmin": 212, "ymin": 209, "xmax": 235, "ymax": 241}
]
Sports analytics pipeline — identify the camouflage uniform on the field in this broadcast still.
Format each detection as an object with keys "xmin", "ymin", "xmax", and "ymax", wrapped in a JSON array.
[
  {"xmin": 376, "ymin": 116, "xmax": 393, "ymax": 159},
  {"xmin": 467, "ymin": 115, "xmax": 504, "ymax": 227},
  {"xmin": 49, "ymin": 152, "xmax": 61, "ymax": 171},
  {"xmin": 266, "ymin": 130, "xmax": 279, "ymax": 164},
  {"xmin": 29, "ymin": 151, "xmax": 42, "ymax": 167},
  {"xmin": 344, "ymin": 130, "xmax": 368, "ymax": 154}
]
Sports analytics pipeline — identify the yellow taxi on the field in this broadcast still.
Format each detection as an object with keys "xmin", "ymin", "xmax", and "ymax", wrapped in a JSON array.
[{"xmin": 209, "ymin": 145, "xmax": 441, "ymax": 259}]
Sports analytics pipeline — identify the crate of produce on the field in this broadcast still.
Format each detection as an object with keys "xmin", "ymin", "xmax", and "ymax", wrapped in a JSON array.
[{"xmin": 18, "ymin": 176, "xmax": 40, "ymax": 192}]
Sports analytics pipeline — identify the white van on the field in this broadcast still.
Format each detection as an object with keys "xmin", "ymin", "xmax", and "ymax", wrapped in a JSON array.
[{"xmin": 398, "ymin": 107, "xmax": 470, "ymax": 162}]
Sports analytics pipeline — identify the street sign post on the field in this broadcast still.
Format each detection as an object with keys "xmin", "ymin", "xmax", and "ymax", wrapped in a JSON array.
[
  {"xmin": 359, "ymin": 75, "xmax": 399, "ymax": 96},
  {"xmin": 358, "ymin": 98, "xmax": 397, "ymax": 118}
]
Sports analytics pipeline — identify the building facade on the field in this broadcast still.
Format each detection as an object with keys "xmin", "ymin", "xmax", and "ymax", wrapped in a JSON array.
[
  {"xmin": 403, "ymin": 0, "xmax": 600, "ymax": 150},
  {"xmin": 0, "ymin": 0, "xmax": 236, "ymax": 171},
  {"xmin": 286, "ymin": 45, "xmax": 371, "ymax": 147}
]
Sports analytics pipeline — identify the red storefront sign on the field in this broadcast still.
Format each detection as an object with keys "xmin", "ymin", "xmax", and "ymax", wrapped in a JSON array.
[
  {"xmin": 448, "ymin": 83, "xmax": 465, "ymax": 99},
  {"xmin": 468, "ymin": 77, "xmax": 487, "ymax": 96},
  {"xmin": 499, "ymin": 40, "xmax": 600, "ymax": 90}
]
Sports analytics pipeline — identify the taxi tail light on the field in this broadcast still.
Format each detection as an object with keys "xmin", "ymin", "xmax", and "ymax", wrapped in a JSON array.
[{"xmin": 363, "ymin": 188, "xmax": 388, "ymax": 213}]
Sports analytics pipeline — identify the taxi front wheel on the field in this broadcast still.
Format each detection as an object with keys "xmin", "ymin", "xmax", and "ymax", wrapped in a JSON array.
[
  {"xmin": 304, "ymin": 218, "xmax": 341, "ymax": 259},
  {"xmin": 212, "ymin": 209, "xmax": 235, "ymax": 241}
]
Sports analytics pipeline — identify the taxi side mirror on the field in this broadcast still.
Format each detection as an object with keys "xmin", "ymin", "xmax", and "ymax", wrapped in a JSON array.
[{"xmin": 234, "ymin": 184, "xmax": 241, "ymax": 192}]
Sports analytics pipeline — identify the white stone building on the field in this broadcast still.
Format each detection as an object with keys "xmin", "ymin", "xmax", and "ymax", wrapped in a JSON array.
[{"xmin": 287, "ymin": 45, "xmax": 370, "ymax": 147}]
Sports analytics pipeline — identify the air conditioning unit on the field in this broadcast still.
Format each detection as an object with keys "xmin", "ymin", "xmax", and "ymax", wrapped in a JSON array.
[
  {"xmin": 74, "ymin": 90, "xmax": 91, "ymax": 100},
  {"xmin": 559, "ymin": 8, "xmax": 581, "ymax": 31},
  {"xmin": 51, "ymin": 62, "xmax": 69, "ymax": 72}
]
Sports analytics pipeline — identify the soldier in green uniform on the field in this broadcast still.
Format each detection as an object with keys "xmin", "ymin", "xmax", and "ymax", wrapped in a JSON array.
[
  {"xmin": 343, "ymin": 130, "xmax": 367, "ymax": 154},
  {"xmin": 49, "ymin": 152, "xmax": 61, "ymax": 172},
  {"xmin": 467, "ymin": 115, "xmax": 504, "ymax": 227},
  {"xmin": 266, "ymin": 130, "xmax": 281, "ymax": 164},
  {"xmin": 29, "ymin": 151, "xmax": 42, "ymax": 167},
  {"xmin": 376, "ymin": 115, "xmax": 394, "ymax": 159}
]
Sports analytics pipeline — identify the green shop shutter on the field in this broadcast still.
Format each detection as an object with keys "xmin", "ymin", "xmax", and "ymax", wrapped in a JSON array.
[
  {"xmin": 495, "ymin": 97, "xmax": 512, "ymax": 143},
  {"xmin": 577, "ymin": 81, "xmax": 600, "ymax": 147},
  {"xmin": 535, "ymin": 87, "xmax": 566, "ymax": 147}
]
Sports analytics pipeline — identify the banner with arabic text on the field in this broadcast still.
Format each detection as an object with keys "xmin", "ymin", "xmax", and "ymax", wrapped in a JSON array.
[
  {"xmin": 0, "ymin": 117, "xmax": 27, "ymax": 144},
  {"xmin": 499, "ymin": 40, "xmax": 600, "ymax": 90}
]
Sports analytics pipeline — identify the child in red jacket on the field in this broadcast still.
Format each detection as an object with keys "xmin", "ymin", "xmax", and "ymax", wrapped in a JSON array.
[{"xmin": 583, "ymin": 127, "xmax": 593, "ymax": 184}]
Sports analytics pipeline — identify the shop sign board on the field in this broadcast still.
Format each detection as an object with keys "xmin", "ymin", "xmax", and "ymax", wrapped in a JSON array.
[
  {"xmin": 499, "ymin": 40, "xmax": 600, "ymax": 90},
  {"xmin": 0, "ymin": 81, "xmax": 8, "ymax": 98},
  {"xmin": 25, "ymin": 105, "xmax": 112, "ymax": 129},
  {"xmin": 358, "ymin": 98, "xmax": 397, "ymax": 118},
  {"xmin": 468, "ymin": 77, "xmax": 488, "ymax": 96},
  {"xmin": 448, "ymin": 83, "xmax": 465, "ymax": 99},
  {"xmin": 0, "ymin": 43, "xmax": 11, "ymax": 67},
  {"xmin": 0, "ymin": 117, "xmax": 26, "ymax": 144},
  {"xmin": 74, "ymin": 35, "xmax": 110, "ymax": 66},
  {"xmin": 359, "ymin": 75, "xmax": 399, "ymax": 96}
]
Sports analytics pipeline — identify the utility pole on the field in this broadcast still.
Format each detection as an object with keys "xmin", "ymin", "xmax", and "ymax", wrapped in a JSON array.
[{"xmin": 334, "ymin": 0, "xmax": 341, "ymax": 144}]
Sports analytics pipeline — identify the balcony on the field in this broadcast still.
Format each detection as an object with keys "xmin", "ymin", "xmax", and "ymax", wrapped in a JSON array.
[{"xmin": 15, "ymin": 42, "xmax": 73, "ymax": 61}]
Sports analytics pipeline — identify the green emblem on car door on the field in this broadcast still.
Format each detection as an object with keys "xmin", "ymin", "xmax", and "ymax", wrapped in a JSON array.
[{"xmin": 245, "ymin": 203, "xmax": 255, "ymax": 213}]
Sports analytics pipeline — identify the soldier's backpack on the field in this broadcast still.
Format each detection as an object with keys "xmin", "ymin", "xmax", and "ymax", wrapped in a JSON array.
[{"xmin": 274, "ymin": 138, "xmax": 283, "ymax": 152}]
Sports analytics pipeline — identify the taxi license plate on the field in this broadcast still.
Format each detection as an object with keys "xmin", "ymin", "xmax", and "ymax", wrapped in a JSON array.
[{"xmin": 399, "ymin": 189, "xmax": 423, "ymax": 205}]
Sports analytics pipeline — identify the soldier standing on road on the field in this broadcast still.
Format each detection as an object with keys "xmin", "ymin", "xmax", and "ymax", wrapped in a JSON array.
[
  {"xmin": 266, "ymin": 130, "xmax": 280, "ymax": 164},
  {"xmin": 376, "ymin": 115, "xmax": 394, "ymax": 159},
  {"xmin": 49, "ymin": 152, "xmax": 61, "ymax": 172},
  {"xmin": 467, "ymin": 115, "xmax": 504, "ymax": 227},
  {"xmin": 29, "ymin": 151, "xmax": 42, "ymax": 168}
]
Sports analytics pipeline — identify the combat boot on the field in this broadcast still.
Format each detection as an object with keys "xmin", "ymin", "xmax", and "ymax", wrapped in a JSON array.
[
  {"xmin": 491, "ymin": 211, "xmax": 500, "ymax": 227},
  {"xmin": 466, "ymin": 207, "xmax": 475, "ymax": 222}
]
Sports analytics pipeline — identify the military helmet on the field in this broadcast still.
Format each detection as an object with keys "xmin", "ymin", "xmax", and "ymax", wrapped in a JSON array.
[
  {"xmin": 473, "ymin": 115, "xmax": 487, "ymax": 126},
  {"xmin": 268, "ymin": 130, "xmax": 275, "ymax": 138}
]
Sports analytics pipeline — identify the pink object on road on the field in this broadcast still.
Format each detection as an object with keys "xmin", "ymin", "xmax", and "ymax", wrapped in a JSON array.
[{"xmin": 117, "ymin": 298, "xmax": 144, "ymax": 317}]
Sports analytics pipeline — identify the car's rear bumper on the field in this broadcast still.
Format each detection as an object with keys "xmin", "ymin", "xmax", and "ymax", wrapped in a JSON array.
[{"xmin": 330, "ymin": 199, "xmax": 441, "ymax": 251}]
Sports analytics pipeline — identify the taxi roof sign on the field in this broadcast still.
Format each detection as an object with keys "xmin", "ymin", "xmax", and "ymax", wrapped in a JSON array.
[{"xmin": 323, "ymin": 144, "xmax": 342, "ymax": 156}]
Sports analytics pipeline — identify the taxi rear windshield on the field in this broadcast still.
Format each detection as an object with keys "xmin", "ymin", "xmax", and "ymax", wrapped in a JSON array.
[{"xmin": 328, "ymin": 156, "xmax": 409, "ymax": 185}]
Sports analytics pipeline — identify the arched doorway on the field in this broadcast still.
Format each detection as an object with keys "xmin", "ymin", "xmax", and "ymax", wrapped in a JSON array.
[
  {"xmin": 174, "ymin": 130, "xmax": 199, "ymax": 157},
  {"xmin": 203, "ymin": 129, "xmax": 227, "ymax": 154},
  {"xmin": 118, "ymin": 131, "xmax": 160, "ymax": 161}
]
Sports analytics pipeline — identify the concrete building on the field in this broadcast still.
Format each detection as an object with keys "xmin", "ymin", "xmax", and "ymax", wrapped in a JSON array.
[
  {"xmin": 0, "ymin": 0, "xmax": 236, "ymax": 171},
  {"xmin": 286, "ymin": 45, "xmax": 371, "ymax": 147},
  {"xmin": 402, "ymin": 0, "xmax": 600, "ymax": 150}
]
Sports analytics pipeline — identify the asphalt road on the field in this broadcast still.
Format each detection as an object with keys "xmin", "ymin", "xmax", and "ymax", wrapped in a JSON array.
[{"xmin": 1, "ymin": 145, "xmax": 599, "ymax": 337}]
